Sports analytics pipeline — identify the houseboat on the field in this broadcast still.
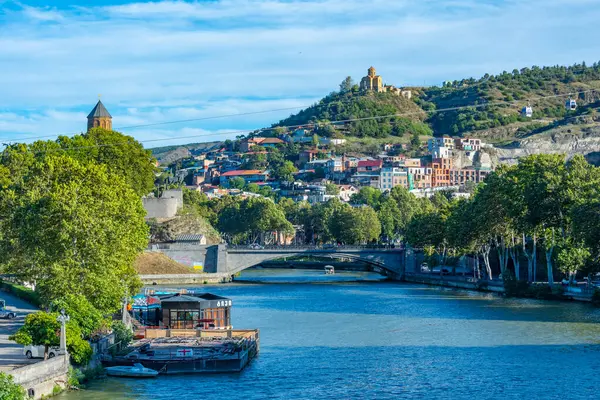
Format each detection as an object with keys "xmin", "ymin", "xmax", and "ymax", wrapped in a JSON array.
[{"xmin": 107, "ymin": 292, "xmax": 259, "ymax": 375}]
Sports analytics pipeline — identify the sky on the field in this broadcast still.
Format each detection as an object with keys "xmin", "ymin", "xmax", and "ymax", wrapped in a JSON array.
[{"xmin": 1, "ymin": 0, "xmax": 600, "ymax": 148}]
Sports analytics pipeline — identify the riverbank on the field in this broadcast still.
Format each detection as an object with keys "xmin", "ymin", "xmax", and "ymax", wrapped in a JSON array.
[{"xmin": 403, "ymin": 272, "xmax": 597, "ymax": 303}]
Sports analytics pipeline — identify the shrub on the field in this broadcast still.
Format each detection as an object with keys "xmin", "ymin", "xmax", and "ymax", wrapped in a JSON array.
[
  {"xmin": 592, "ymin": 289, "xmax": 600, "ymax": 307},
  {"xmin": 52, "ymin": 385, "xmax": 63, "ymax": 396},
  {"xmin": 111, "ymin": 321, "xmax": 133, "ymax": 348},
  {"xmin": 68, "ymin": 367, "xmax": 82, "ymax": 388},
  {"xmin": 527, "ymin": 284, "xmax": 553, "ymax": 300},
  {"xmin": 0, "ymin": 281, "xmax": 42, "ymax": 307},
  {"xmin": 503, "ymin": 272, "xmax": 530, "ymax": 297},
  {"xmin": 0, "ymin": 372, "xmax": 26, "ymax": 400}
]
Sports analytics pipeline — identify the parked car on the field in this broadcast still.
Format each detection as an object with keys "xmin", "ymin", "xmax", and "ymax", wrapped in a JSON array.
[
  {"xmin": 248, "ymin": 243, "xmax": 264, "ymax": 250},
  {"xmin": 0, "ymin": 299, "xmax": 16, "ymax": 319},
  {"xmin": 23, "ymin": 345, "xmax": 60, "ymax": 359}
]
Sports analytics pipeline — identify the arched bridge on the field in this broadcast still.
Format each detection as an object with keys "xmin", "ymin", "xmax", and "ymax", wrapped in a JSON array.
[{"xmin": 149, "ymin": 244, "xmax": 405, "ymax": 280}]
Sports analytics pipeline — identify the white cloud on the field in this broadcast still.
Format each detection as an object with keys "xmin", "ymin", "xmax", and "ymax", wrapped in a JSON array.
[{"xmin": 1, "ymin": 0, "xmax": 599, "ymax": 146}]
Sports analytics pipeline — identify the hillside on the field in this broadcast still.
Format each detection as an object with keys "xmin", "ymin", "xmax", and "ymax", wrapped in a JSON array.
[
  {"xmin": 151, "ymin": 141, "xmax": 222, "ymax": 165},
  {"xmin": 272, "ymin": 62, "xmax": 600, "ymax": 143},
  {"xmin": 274, "ymin": 89, "xmax": 431, "ymax": 138}
]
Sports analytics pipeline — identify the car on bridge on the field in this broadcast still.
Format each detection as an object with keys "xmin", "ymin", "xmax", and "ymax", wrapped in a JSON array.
[{"xmin": 248, "ymin": 243, "xmax": 264, "ymax": 250}]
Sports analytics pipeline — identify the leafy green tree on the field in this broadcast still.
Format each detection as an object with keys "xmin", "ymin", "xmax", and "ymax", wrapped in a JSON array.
[
  {"xmin": 377, "ymin": 196, "xmax": 402, "ymax": 241},
  {"xmin": 58, "ymin": 129, "xmax": 156, "ymax": 196},
  {"xmin": 218, "ymin": 197, "xmax": 293, "ymax": 242},
  {"xmin": 245, "ymin": 183, "xmax": 260, "ymax": 193},
  {"xmin": 557, "ymin": 242, "xmax": 591, "ymax": 281},
  {"xmin": 9, "ymin": 311, "xmax": 91, "ymax": 364},
  {"xmin": 228, "ymin": 177, "xmax": 246, "ymax": 189},
  {"xmin": 51, "ymin": 294, "xmax": 108, "ymax": 339},
  {"xmin": 410, "ymin": 132, "xmax": 421, "ymax": 148},
  {"xmin": 242, "ymin": 152, "xmax": 268, "ymax": 170},
  {"xmin": 389, "ymin": 186, "xmax": 420, "ymax": 234},
  {"xmin": 312, "ymin": 134, "xmax": 320, "ymax": 147},
  {"xmin": 0, "ymin": 372, "xmax": 25, "ymax": 400},
  {"xmin": 304, "ymin": 198, "xmax": 344, "ymax": 243},
  {"xmin": 350, "ymin": 186, "xmax": 381, "ymax": 208},
  {"xmin": 272, "ymin": 161, "xmax": 297, "ymax": 182},
  {"xmin": 10, "ymin": 312, "xmax": 60, "ymax": 360},
  {"xmin": 0, "ymin": 155, "xmax": 147, "ymax": 314},
  {"xmin": 258, "ymin": 185, "xmax": 275, "ymax": 198},
  {"xmin": 329, "ymin": 204, "xmax": 381, "ymax": 244},
  {"xmin": 325, "ymin": 183, "xmax": 340, "ymax": 195},
  {"xmin": 339, "ymin": 76, "xmax": 354, "ymax": 94}
]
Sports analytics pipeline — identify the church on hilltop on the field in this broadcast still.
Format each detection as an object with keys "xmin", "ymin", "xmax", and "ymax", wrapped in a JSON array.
[
  {"xmin": 359, "ymin": 66, "xmax": 412, "ymax": 99},
  {"xmin": 87, "ymin": 100, "xmax": 112, "ymax": 132}
]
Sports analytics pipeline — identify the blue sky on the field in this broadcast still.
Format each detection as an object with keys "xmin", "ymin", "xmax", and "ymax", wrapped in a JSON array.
[{"xmin": 1, "ymin": 0, "xmax": 600, "ymax": 147}]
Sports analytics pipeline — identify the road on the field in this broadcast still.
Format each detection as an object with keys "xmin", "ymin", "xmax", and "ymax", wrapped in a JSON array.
[{"xmin": 0, "ymin": 291, "xmax": 38, "ymax": 372}]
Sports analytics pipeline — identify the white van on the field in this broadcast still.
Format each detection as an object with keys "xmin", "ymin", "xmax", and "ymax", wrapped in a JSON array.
[{"xmin": 23, "ymin": 345, "xmax": 60, "ymax": 359}]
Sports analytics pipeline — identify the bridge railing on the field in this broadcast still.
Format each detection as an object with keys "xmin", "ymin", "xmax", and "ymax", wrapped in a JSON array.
[{"xmin": 226, "ymin": 244, "xmax": 401, "ymax": 251}]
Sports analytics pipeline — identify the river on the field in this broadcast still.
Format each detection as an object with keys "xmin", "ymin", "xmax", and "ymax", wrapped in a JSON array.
[{"xmin": 60, "ymin": 269, "xmax": 600, "ymax": 400}]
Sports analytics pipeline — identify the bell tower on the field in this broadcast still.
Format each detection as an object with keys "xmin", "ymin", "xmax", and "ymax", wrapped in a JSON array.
[{"xmin": 87, "ymin": 100, "xmax": 112, "ymax": 132}]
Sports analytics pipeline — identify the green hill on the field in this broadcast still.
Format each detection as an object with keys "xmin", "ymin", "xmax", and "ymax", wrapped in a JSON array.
[{"xmin": 272, "ymin": 62, "xmax": 600, "ymax": 141}]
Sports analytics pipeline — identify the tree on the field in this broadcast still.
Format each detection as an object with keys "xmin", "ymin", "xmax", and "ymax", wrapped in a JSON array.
[
  {"xmin": 272, "ymin": 161, "xmax": 298, "ymax": 182},
  {"xmin": 557, "ymin": 242, "xmax": 591, "ymax": 282},
  {"xmin": 378, "ymin": 196, "xmax": 402, "ymax": 241},
  {"xmin": 410, "ymin": 132, "xmax": 421, "ymax": 149},
  {"xmin": 325, "ymin": 183, "xmax": 339, "ymax": 195},
  {"xmin": 312, "ymin": 134, "xmax": 320, "ymax": 147},
  {"xmin": 51, "ymin": 294, "xmax": 108, "ymax": 339},
  {"xmin": 218, "ymin": 197, "xmax": 293, "ymax": 243},
  {"xmin": 0, "ymin": 155, "xmax": 147, "ymax": 314},
  {"xmin": 339, "ymin": 76, "xmax": 354, "ymax": 94},
  {"xmin": 350, "ymin": 186, "xmax": 381, "ymax": 208},
  {"xmin": 389, "ymin": 186, "xmax": 420, "ymax": 235},
  {"xmin": 0, "ymin": 372, "xmax": 25, "ymax": 400},
  {"xmin": 228, "ymin": 177, "xmax": 246, "ymax": 189},
  {"xmin": 329, "ymin": 204, "xmax": 381, "ymax": 244},
  {"xmin": 57, "ymin": 129, "xmax": 156, "ymax": 196},
  {"xmin": 10, "ymin": 312, "xmax": 59, "ymax": 360}
]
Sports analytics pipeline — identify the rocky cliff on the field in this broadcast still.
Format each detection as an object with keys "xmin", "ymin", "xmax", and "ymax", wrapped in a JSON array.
[{"xmin": 495, "ymin": 122, "xmax": 600, "ymax": 164}]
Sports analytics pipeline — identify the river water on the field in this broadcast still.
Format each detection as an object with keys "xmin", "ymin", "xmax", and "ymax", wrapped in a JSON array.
[{"xmin": 60, "ymin": 269, "xmax": 600, "ymax": 400}]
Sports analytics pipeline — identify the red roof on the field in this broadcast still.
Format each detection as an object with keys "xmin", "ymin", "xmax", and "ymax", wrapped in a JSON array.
[
  {"xmin": 259, "ymin": 138, "xmax": 285, "ymax": 144},
  {"xmin": 221, "ymin": 170, "xmax": 265, "ymax": 177},
  {"xmin": 357, "ymin": 160, "xmax": 382, "ymax": 168}
]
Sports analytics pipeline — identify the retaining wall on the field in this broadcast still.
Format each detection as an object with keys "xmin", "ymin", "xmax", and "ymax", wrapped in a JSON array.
[
  {"xmin": 139, "ymin": 273, "xmax": 232, "ymax": 285},
  {"xmin": 9, "ymin": 354, "xmax": 69, "ymax": 399}
]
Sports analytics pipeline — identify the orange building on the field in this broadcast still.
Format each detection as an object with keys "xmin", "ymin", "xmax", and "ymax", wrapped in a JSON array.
[{"xmin": 431, "ymin": 157, "xmax": 453, "ymax": 187}]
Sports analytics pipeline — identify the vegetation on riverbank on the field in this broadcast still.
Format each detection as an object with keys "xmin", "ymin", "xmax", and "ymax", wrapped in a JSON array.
[
  {"xmin": 0, "ymin": 129, "xmax": 155, "ymax": 366},
  {"xmin": 0, "ymin": 372, "xmax": 26, "ymax": 400},
  {"xmin": 406, "ymin": 153, "xmax": 600, "ymax": 284}
]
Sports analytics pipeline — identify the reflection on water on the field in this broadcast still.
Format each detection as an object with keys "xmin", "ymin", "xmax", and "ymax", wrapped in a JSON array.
[
  {"xmin": 60, "ymin": 271, "xmax": 600, "ymax": 400},
  {"xmin": 236, "ymin": 267, "xmax": 386, "ymax": 283}
]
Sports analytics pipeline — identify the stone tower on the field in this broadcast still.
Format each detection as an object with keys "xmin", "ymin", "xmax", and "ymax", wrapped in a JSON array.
[
  {"xmin": 360, "ymin": 66, "xmax": 384, "ymax": 92},
  {"xmin": 87, "ymin": 100, "xmax": 112, "ymax": 132}
]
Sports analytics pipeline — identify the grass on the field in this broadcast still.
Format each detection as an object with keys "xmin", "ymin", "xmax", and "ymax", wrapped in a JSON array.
[{"xmin": 134, "ymin": 252, "xmax": 203, "ymax": 275}]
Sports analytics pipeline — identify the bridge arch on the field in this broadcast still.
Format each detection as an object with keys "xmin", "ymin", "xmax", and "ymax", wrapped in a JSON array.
[{"xmin": 224, "ymin": 247, "xmax": 404, "ymax": 279}]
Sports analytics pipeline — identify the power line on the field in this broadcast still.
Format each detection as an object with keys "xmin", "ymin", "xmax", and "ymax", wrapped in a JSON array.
[{"xmin": 3, "ymin": 89, "xmax": 596, "ymax": 155}]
